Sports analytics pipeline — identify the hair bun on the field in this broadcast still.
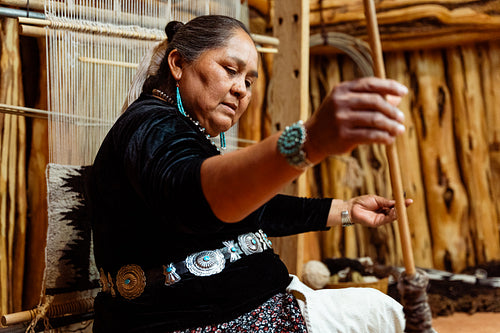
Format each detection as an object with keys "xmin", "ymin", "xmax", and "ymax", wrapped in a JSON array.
[{"xmin": 165, "ymin": 21, "xmax": 183, "ymax": 41}]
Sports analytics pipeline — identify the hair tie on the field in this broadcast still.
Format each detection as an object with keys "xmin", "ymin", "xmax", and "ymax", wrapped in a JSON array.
[{"xmin": 165, "ymin": 21, "xmax": 183, "ymax": 41}]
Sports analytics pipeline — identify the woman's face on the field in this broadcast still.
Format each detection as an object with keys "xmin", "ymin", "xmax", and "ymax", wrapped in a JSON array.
[{"xmin": 174, "ymin": 29, "xmax": 259, "ymax": 136}]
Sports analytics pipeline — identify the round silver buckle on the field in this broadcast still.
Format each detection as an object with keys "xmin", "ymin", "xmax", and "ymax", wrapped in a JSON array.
[{"xmin": 185, "ymin": 249, "xmax": 225, "ymax": 276}]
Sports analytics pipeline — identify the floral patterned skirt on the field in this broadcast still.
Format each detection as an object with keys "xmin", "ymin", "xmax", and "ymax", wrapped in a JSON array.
[{"xmin": 171, "ymin": 293, "xmax": 308, "ymax": 333}]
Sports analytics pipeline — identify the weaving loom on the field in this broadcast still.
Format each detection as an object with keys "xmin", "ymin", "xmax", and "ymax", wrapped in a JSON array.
[
  {"xmin": 44, "ymin": 2, "xmax": 247, "ymax": 331},
  {"xmin": 2, "ymin": 1, "xmax": 250, "ymax": 331},
  {"xmin": 45, "ymin": 0, "xmax": 247, "ymax": 166}
]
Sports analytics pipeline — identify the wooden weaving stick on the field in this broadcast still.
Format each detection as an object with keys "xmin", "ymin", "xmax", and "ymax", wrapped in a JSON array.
[{"xmin": 362, "ymin": 0, "xmax": 416, "ymax": 277}]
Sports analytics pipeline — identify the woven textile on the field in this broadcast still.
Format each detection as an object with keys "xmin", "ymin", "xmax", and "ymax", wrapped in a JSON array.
[{"xmin": 32, "ymin": 163, "xmax": 99, "ymax": 332}]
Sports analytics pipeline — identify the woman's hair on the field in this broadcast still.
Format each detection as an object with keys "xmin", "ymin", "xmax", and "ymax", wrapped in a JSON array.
[{"xmin": 127, "ymin": 16, "xmax": 250, "ymax": 107}]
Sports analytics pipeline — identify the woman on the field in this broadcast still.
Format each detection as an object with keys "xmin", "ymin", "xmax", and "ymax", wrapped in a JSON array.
[{"xmin": 88, "ymin": 15, "xmax": 409, "ymax": 332}]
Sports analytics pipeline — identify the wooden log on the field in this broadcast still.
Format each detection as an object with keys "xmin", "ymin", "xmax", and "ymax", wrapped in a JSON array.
[
  {"xmin": 0, "ymin": 0, "xmax": 44, "ymax": 11},
  {"xmin": 1, "ymin": 308, "xmax": 37, "ymax": 326},
  {"xmin": 13, "ymin": 113, "xmax": 27, "ymax": 314},
  {"xmin": 0, "ymin": 16, "xmax": 16, "ymax": 317},
  {"xmin": 7, "ymin": 108, "xmax": 17, "ymax": 314},
  {"xmin": 23, "ymin": 38, "xmax": 49, "ymax": 310},
  {"xmin": 409, "ymin": 49, "xmax": 470, "ymax": 272},
  {"xmin": 3, "ymin": 17, "xmax": 27, "ymax": 313},
  {"xmin": 13, "ymin": 108, "xmax": 27, "ymax": 311},
  {"xmin": 0, "ymin": 16, "xmax": 28, "ymax": 315},
  {"xmin": 0, "ymin": 113, "xmax": 11, "ymax": 316},
  {"xmin": 446, "ymin": 45, "xmax": 500, "ymax": 263},
  {"xmin": 308, "ymin": 0, "xmax": 500, "ymax": 51},
  {"xmin": 386, "ymin": 51, "xmax": 434, "ymax": 268},
  {"xmin": 480, "ymin": 42, "xmax": 500, "ymax": 237},
  {"xmin": 2, "ymin": 297, "xmax": 94, "ymax": 326}
]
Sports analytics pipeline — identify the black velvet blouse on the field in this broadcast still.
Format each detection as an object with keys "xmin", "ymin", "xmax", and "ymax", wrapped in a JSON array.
[{"xmin": 87, "ymin": 94, "xmax": 332, "ymax": 332}]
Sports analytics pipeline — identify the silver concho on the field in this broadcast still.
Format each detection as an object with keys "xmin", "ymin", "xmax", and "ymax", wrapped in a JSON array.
[
  {"xmin": 115, "ymin": 264, "xmax": 146, "ymax": 300},
  {"xmin": 238, "ymin": 232, "xmax": 262, "ymax": 255},
  {"xmin": 185, "ymin": 250, "xmax": 225, "ymax": 276}
]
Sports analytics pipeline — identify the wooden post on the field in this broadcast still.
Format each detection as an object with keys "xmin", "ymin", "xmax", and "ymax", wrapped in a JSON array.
[
  {"xmin": 480, "ymin": 42, "xmax": 500, "ymax": 239},
  {"xmin": 23, "ymin": 38, "xmax": 49, "ymax": 310},
  {"xmin": 269, "ymin": 0, "xmax": 310, "ymax": 276},
  {"xmin": 0, "ymin": 115, "xmax": 11, "ymax": 316},
  {"xmin": 410, "ymin": 49, "xmax": 470, "ymax": 272},
  {"xmin": 446, "ymin": 45, "xmax": 500, "ymax": 262}
]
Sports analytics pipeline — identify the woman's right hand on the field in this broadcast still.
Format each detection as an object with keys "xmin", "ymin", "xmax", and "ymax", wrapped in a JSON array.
[
  {"xmin": 303, "ymin": 77, "xmax": 408, "ymax": 163},
  {"xmin": 201, "ymin": 77, "xmax": 408, "ymax": 223}
]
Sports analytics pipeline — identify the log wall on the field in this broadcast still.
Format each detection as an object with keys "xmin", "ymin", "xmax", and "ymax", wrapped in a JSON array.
[{"xmin": 302, "ymin": 42, "xmax": 500, "ymax": 271}]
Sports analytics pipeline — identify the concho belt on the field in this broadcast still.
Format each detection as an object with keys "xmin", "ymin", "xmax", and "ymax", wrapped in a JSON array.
[{"xmin": 99, "ymin": 229, "xmax": 273, "ymax": 300}]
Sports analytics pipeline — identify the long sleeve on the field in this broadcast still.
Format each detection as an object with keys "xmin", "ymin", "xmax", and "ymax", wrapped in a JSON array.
[{"xmin": 253, "ymin": 194, "xmax": 332, "ymax": 237}]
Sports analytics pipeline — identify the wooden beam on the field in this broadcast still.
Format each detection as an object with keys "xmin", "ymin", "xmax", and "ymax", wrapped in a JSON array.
[
  {"xmin": 0, "ymin": 0, "xmax": 44, "ymax": 11},
  {"xmin": 310, "ymin": 0, "xmax": 500, "ymax": 51},
  {"xmin": 269, "ymin": 0, "xmax": 310, "ymax": 276}
]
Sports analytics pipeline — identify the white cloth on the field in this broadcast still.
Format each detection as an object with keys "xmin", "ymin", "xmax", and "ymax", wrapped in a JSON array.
[{"xmin": 286, "ymin": 275, "xmax": 405, "ymax": 333}]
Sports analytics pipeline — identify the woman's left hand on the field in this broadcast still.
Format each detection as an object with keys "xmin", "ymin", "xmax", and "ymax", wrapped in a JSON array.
[
  {"xmin": 327, "ymin": 195, "xmax": 413, "ymax": 228},
  {"xmin": 349, "ymin": 195, "xmax": 413, "ymax": 227}
]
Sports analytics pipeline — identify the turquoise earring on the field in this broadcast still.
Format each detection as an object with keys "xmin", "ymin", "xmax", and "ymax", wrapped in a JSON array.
[
  {"xmin": 176, "ymin": 83, "xmax": 226, "ymax": 150},
  {"xmin": 176, "ymin": 84, "xmax": 187, "ymax": 117},
  {"xmin": 220, "ymin": 132, "xmax": 226, "ymax": 150}
]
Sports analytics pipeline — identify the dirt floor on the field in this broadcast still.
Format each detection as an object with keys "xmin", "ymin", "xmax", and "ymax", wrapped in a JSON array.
[{"xmin": 432, "ymin": 313, "xmax": 500, "ymax": 333}]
